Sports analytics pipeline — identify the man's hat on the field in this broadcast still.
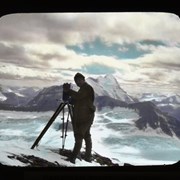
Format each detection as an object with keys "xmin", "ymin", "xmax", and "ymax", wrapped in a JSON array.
[{"xmin": 74, "ymin": 72, "xmax": 85, "ymax": 80}]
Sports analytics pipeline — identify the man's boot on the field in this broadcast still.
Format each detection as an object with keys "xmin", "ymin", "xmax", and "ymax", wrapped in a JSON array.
[
  {"xmin": 67, "ymin": 139, "xmax": 82, "ymax": 164},
  {"xmin": 84, "ymin": 137, "xmax": 92, "ymax": 162},
  {"xmin": 84, "ymin": 155, "xmax": 92, "ymax": 163},
  {"xmin": 66, "ymin": 155, "xmax": 76, "ymax": 164}
]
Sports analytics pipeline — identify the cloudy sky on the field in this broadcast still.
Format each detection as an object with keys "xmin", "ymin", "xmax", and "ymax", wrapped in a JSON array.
[{"xmin": 0, "ymin": 12, "xmax": 180, "ymax": 95}]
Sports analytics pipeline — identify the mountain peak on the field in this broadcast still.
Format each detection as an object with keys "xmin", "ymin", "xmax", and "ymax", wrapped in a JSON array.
[{"xmin": 87, "ymin": 74, "xmax": 134, "ymax": 103}]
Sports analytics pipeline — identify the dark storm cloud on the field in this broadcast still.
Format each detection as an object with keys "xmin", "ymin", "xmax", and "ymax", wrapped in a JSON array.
[
  {"xmin": 0, "ymin": 13, "xmax": 84, "ymax": 44},
  {"xmin": 0, "ymin": 42, "xmax": 67, "ymax": 69},
  {"xmin": 0, "ymin": 14, "xmax": 45, "ymax": 42},
  {"xmin": 0, "ymin": 42, "xmax": 31, "ymax": 65},
  {"xmin": 0, "ymin": 14, "xmax": 48, "ymax": 42},
  {"xmin": 1, "ymin": 13, "xmax": 180, "ymax": 45}
]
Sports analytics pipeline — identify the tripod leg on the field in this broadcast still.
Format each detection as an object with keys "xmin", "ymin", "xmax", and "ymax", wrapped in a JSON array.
[
  {"xmin": 31, "ymin": 102, "xmax": 67, "ymax": 149},
  {"xmin": 62, "ymin": 110, "xmax": 70, "ymax": 150},
  {"xmin": 61, "ymin": 106, "xmax": 66, "ymax": 149},
  {"xmin": 61, "ymin": 103, "xmax": 73, "ymax": 150},
  {"xmin": 61, "ymin": 107, "xmax": 65, "ymax": 139},
  {"xmin": 68, "ymin": 104, "xmax": 73, "ymax": 121}
]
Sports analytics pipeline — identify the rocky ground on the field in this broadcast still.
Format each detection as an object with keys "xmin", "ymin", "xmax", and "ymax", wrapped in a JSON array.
[
  {"xmin": 0, "ymin": 148, "xmax": 121, "ymax": 167},
  {"xmin": 1, "ymin": 148, "xmax": 180, "ymax": 168},
  {"xmin": 58, "ymin": 148, "xmax": 120, "ymax": 166},
  {"xmin": 1, "ymin": 149, "xmax": 180, "ymax": 179}
]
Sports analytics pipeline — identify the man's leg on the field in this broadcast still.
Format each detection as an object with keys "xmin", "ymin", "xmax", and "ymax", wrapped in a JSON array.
[
  {"xmin": 68, "ymin": 122, "xmax": 85, "ymax": 164},
  {"xmin": 84, "ymin": 125, "xmax": 92, "ymax": 162},
  {"xmin": 68, "ymin": 132, "xmax": 83, "ymax": 164},
  {"xmin": 69, "ymin": 122, "xmax": 92, "ymax": 163}
]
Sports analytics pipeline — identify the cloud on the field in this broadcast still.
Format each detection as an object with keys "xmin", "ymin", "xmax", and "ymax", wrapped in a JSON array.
[
  {"xmin": 1, "ymin": 13, "xmax": 180, "ymax": 45},
  {"xmin": 0, "ymin": 42, "xmax": 31, "ymax": 65},
  {"xmin": 0, "ymin": 12, "xmax": 180, "ymax": 93},
  {"xmin": 112, "ymin": 44, "xmax": 180, "ymax": 90},
  {"xmin": 135, "ymin": 46, "xmax": 180, "ymax": 70}
]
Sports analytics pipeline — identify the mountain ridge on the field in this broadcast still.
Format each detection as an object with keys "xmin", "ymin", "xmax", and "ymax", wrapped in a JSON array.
[
  {"xmin": 0, "ymin": 75, "xmax": 180, "ymax": 139},
  {"xmin": 129, "ymin": 101, "xmax": 180, "ymax": 138}
]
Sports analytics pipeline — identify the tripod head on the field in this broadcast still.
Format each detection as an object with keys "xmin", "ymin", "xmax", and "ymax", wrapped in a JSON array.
[{"xmin": 62, "ymin": 83, "xmax": 74, "ymax": 105}]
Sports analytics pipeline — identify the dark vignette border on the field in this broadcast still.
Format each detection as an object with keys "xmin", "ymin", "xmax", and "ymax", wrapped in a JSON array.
[{"xmin": 0, "ymin": 0, "xmax": 180, "ymax": 179}]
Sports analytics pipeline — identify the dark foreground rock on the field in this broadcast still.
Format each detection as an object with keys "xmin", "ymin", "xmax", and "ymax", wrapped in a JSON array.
[
  {"xmin": 0, "ymin": 149, "xmax": 120, "ymax": 167},
  {"xmin": 58, "ymin": 148, "xmax": 119, "ymax": 166},
  {"xmin": 7, "ymin": 153, "xmax": 64, "ymax": 167}
]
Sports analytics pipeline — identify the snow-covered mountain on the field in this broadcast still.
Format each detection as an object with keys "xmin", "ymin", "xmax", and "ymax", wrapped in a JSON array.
[
  {"xmin": 159, "ymin": 95, "xmax": 180, "ymax": 105},
  {"xmin": 0, "ymin": 75, "xmax": 179, "ymax": 138},
  {"xmin": 95, "ymin": 96, "xmax": 128, "ymax": 111},
  {"xmin": 0, "ymin": 85, "xmax": 40, "ymax": 106},
  {"xmin": 129, "ymin": 101, "xmax": 180, "ymax": 138},
  {"xmin": 25, "ymin": 86, "xmax": 180, "ymax": 139},
  {"xmin": 26, "ymin": 85, "xmax": 63, "ymax": 111},
  {"xmin": 138, "ymin": 93, "xmax": 180, "ymax": 104},
  {"xmin": 156, "ymin": 95, "xmax": 180, "ymax": 122},
  {"xmin": 5, "ymin": 74, "xmax": 134, "ymax": 111},
  {"xmin": 137, "ymin": 93, "xmax": 180, "ymax": 121},
  {"xmin": 87, "ymin": 74, "xmax": 134, "ymax": 103},
  {"xmin": 138, "ymin": 93, "xmax": 167, "ymax": 103},
  {"xmin": 0, "ymin": 92, "xmax": 7, "ymax": 101}
]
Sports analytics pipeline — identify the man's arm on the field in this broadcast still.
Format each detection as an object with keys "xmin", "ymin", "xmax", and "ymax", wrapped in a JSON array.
[{"xmin": 68, "ymin": 87, "xmax": 90, "ymax": 100}]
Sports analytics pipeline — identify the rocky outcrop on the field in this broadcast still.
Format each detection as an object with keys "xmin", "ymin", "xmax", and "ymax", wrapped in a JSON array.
[
  {"xmin": 95, "ymin": 96, "xmax": 128, "ymax": 111},
  {"xmin": 1, "ymin": 149, "xmax": 120, "ymax": 167},
  {"xmin": 55, "ymin": 148, "xmax": 120, "ymax": 166},
  {"xmin": 129, "ymin": 101, "xmax": 180, "ymax": 138},
  {"xmin": 7, "ymin": 153, "xmax": 64, "ymax": 167}
]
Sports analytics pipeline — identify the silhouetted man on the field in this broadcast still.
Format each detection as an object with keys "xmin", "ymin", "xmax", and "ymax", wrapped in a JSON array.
[{"xmin": 63, "ymin": 73, "xmax": 96, "ymax": 164}]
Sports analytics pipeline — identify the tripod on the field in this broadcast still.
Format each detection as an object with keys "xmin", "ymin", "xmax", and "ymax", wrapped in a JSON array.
[{"xmin": 31, "ymin": 102, "xmax": 73, "ymax": 150}]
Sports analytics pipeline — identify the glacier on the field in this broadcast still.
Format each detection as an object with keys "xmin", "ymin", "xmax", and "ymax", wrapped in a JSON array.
[{"xmin": 1, "ymin": 107, "xmax": 180, "ymax": 167}]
